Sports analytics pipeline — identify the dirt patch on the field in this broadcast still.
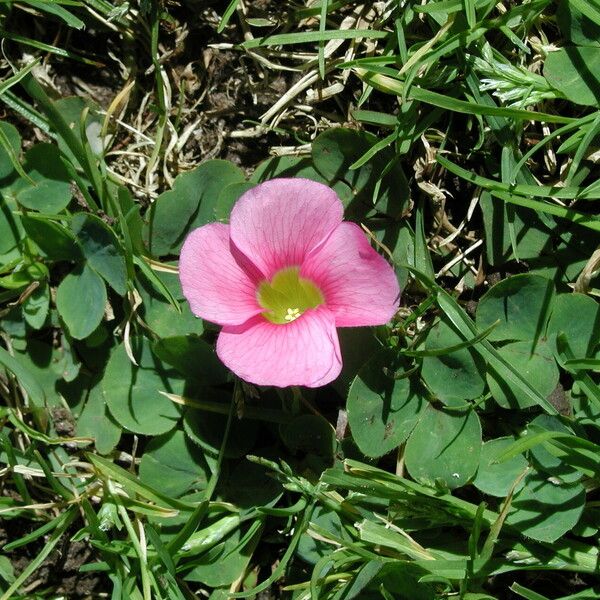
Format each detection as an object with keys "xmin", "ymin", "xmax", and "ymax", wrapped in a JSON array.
[
  {"xmin": 51, "ymin": 406, "xmax": 76, "ymax": 437},
  {"xmin": 1, "ymin": 516, "xmax": 105, "ymax": 598}
]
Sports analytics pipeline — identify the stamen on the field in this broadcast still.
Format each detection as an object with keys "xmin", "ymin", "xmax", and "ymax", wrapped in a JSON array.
[
  {"xmin": 257, "ymin": 266, "xmax": 323, "ymax": 325},
  {"xmin": 284, "ymin": 308, "xmax": 301, "ymax": 322}
]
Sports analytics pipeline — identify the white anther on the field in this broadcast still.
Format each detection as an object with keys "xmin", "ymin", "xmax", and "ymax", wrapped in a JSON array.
[{"xmin": 284, "ymin": 308, "xmax": 301, "ymax": 322}]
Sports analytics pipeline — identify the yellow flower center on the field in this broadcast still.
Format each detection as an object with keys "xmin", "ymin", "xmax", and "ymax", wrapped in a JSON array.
[{"xmin": 257, "ymin": 266, "xmax": 324, "ymax": 325}]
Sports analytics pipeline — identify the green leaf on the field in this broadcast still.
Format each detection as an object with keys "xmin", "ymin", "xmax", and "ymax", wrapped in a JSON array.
[
  {"xmin": 71, "ymin": 213, "xmax": 127, "ymax": 295},
  {"xmin": 510, "ymin": 584, "xmax": 553, "ymax": 600},
  {"xmin": 487, "ymin": 340, "xmax": 559, "ymax": 410},
  {"xmin": 0, "ymin": 193, "xmax": 22, "ymax": 256},
  {"xmin": 358, "ymin": 520, "xmax": 433, "ymax": 560},
  {"xmin": 251, "ymin": 156, "xmax": 328, "ymax": 184},
  {"xmin": 218, "ymin": 0, "xmax": 240, "ymax": 33},
  {"xmin": 408, "ymin": 266, "xmax": 559, "ymax": 414},
  {"xmin": 138, "ymin": 268, "xmax": 203, "ymax": 338},
  {"xmin": 183, "ymin": 401, "xmax": 258, "ymax": 459},
  {"xmin": 56, "ymin": 264, "xmax": 107, "ymax": 340},
  {"xmin": 436, "ymin": 154, "xmax": 593, "ymax": 202},
  {"xmin": 13, "ymin": 340, "xmax": 63, "ymax": 406},
  {"xmin": 21, "ymin": 215, "xmax": 82, "ymax": 262},
  {"xmin": 0, "ymin": 346, "xmax": 45, "ymax": 406},
  {"xmin": 358, "ymin": 69, "xmax": 574, "ymax": 124},
  {"xmin": 76, "ymin": 384, "xmax": 121, "ymax": 455},
  {"xmin": 547, "ymin": 293, "xmax": 600, "ymax": 366},
  {"xmin": 242, "ymin": 28, "xmax": 388, "ymax": 48},
  {"xmin": 174, "ymin": 513, "xmax": 241, "ymax": 559},
  {"xmin": 0, "ymin": 29, "xmax": 101, "ymax": 66},
  {"xmin": 0, "ymin": 261, "xmax": 47, "ymax": 290},
  {"xmin": 51, "ymin": 96, "xmax": 104, "ymax": 160},
  {"xmin": 87, "ymin": 453, "xmax": 193, "ymax": 512},
  {"xmin": 414, "ymin": 200, "xmax": 435, "ymax": 282},
  {"xmin": 23, "ymin": 0, "xmax": 85, "ymax": 28},
  {"xmin": 19, "ymin": 179, "xmax": 68, "ymax": 217},
  {"xmin": 145, "ymin": 172, "xmax": 204, "ymax": 256},
  {"xmin": 22, "ymin": 281, "xmax": 49, "ymax": 330},
  {"xmin": 54, "ymin": 333, "xmax": 81, "ymax": 384},
  {"xmin": 215, "ymin": 181, "xmax": 256, "ymax": 221},
  {"xmin": 0, "ymin": 121, "xmax": 21, "ymax": 180},
  {"xmin": 184, "ymin": 521, "xmax": 263, "ymax": 586},
  {"xmin": 557, "ymin": 0, "xmax": 600, "ymax": 46},
  {"xmin": 479, "ymin": 192, "xmax": 553, "ymax": 267},
  {"xmin": 489, "ymin": 189, "xmax": 600, "ymax": 233},
  {"xmin": 405, "ymin": 405, "xmax": 482, "ymax": 489},
  {"xmin": 297, "ymin": 506, "xmax": 350, "ymax": 565},
  {"xmin": 506, "ymin": 472, "xmax": 585, "ymax": 542},
  {"xmin": 473, "ymin": 437, "xmax": 528, "ymax": 498},
  {"xmin": 421, "ymin": 318, "xmax": 486, "ymax": 406},
  {"xmin": 347, "ymin": 350, "xmax": 425, "ymax": 458},
  {"xmin": 332, "ymin": 326, "xmax": 382, "ymax": 397},
  {"xmin": 146, "ymin": 160, "xmax": 245, "ymax": 256},
  {"xmin": 528, "ymin": 415, "xmax": 582, "ymax": 484},
  {"xmin": 280, "ymin": 414, "xmax": 336, "ymax": 459},
  {"xmin": 415, "ymin": 0, "xmax": 496, "ymax": 14},
  {"xmin": 336, "ymin": 560, "xmax": 385, "ymax": 599},
  {"xmin": 139, "ymin": 430, "xmax": 210, "ymax": 498},
  {"xmin": 218, "ymin": 460, "xmax": 281, "ymax": 509},
  {"xmin": 185, "ymin": 162, "xmax": 246, "ymax": 230},
  {"xmin": 379, "ymin": 562, "xmax": 439, "ymax": 599},
  {"xmin": 0, "ymin": 555, "xmax": 15, "ymax": 586},
  {"xmin": 572, "ymin": 484, "xmax": 600, "ymax": 538},
  {"xmin": 102, "ymin": 338, "xmax": 182, "ymax": 435},
  {"xmin": 311, "ymin": 128, "xmax": 409, "ymax": 218},
  {"xmin": 475, "ymin": 274, "xmax": 555, "ymax": 343},
  {"xmin": 16, "ymin": 143, "xmax": 72, "ymax": 213},
  {"xmin": 352, "ymin": 109, "xmax": 398, "ymax": 127},
  {"xmin": 569, "ymin": 0, "xmax": 600, "ymax": 27},
  {"xmin": 545, "ymin": 46, "xmax": 600, "ymax": 107},
  {"xmin": 152, "ymin": 336, "xmax": 228, "ymax": 385}
]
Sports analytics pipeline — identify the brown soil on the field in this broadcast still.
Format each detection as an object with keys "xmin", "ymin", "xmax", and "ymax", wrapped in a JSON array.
[{"xmin": 0, "ymin": 516, "xmax": 104, "ymax": 598}]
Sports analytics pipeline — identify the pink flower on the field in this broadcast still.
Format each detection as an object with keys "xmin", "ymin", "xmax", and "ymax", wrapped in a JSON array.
[{"xmin": 179, "ymin": 178, "xmax": 400, "ymax": 388}]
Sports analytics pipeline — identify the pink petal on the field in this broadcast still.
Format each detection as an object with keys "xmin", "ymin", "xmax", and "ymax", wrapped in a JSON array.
[
  {"xmin": 229, "ymin": 178, "xmax": 343, "ymax": 278},
  {"xmin": 216, "ymin": 306, "xmax": 342, "ymax": 387},
  {"xmin": 179, "ymin": 223, "xmax": 263, "ymax": 326},
  {"xmin": 301, "ymin": 222, "xmax": 400, "ymax": 327}
]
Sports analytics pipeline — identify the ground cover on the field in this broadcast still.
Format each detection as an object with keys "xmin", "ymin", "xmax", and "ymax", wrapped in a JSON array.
[{"xmin": 1, "ymin": 1, "xmax": 600, "ymax": 598}]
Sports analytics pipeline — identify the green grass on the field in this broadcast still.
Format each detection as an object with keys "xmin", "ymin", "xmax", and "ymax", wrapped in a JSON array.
[{"xmin": 0, "ymin": 0, "xmax": 599, "ymax": 598}]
